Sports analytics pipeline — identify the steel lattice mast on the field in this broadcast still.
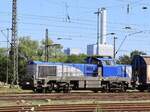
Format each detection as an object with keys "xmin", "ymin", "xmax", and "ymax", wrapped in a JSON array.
[{"xmin": 11, "ymin": 0, "xmax": 18, "ymax": 85}]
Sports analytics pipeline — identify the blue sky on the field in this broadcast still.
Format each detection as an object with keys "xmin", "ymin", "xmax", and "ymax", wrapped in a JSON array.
[{"xmin": 1, "ymin": 0, "xmax": 150, "ymax": 57}]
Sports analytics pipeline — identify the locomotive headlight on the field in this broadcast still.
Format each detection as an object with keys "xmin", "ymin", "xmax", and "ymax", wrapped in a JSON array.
[
  {"xmin": 26, "ymin": 82, "xmax": 30, "ymax": 85},
  {"xmin": 54, "ymin": 84, "xmax": 57, "ymax": 88}
]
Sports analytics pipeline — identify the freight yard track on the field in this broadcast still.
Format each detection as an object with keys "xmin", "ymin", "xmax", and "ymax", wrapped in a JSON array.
[
  {"xmin": 0, "ymin": 93, "xmax": 150, "ymax": 111},
  {"xmin": 0, "ymin": 103, "xmax": 150, "ymax": 112},
  {"xmin": 0, "ymin": 92, "xmax": 150, "ymax": 101}
]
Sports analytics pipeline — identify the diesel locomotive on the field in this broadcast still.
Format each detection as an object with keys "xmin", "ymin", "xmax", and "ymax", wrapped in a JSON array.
[{"xmin": 26, "ymin": 56, "xmax": 132, "ymax": 93}]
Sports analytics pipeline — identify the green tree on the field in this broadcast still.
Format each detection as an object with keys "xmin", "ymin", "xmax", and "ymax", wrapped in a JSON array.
[
  {"xmin": 19, "ymin": 37, "xmax": 39, "ymax": 60},
  {"xmin": 116, "ymin": 55, "xmax": 131, "ymax": 64},
  {"xmin": 0, "ymin": 48, "xmax": 12, "ymax": 83},
  {"xmin": 130, "ymin": 50, "xmax": 146, "ymax": 60},
  {"xmin": 40, "ymin": 38, "xmax": 64, "ymax": 61},
  {"xmin": 0, "ymin": 53, "xmax": 7, "ymax": 82},
  {"xmin": 117, "ymin": 50, "xmax": 146, "ymax": 64},
  {"xmin": 0, "ymin": 36, "xmax": 65, "ymax": 84},
  {"xmin": 65, "ymin": 54, "xmax": 87, "ymax": 63}
]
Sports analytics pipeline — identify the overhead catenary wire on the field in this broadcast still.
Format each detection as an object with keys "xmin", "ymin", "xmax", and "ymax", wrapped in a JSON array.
[
  {"xmin": 1, "ymin": 22, "xmax": 131, "ymax": 40},
  {"xmin": 1, "ymin": 0, "xmax": 149, "ymax": 23},
  {"xmin": 1, "ymin": 11, "xmax": 150, "ymax": 29},
  {"xmin": 0, "ymin": 11, "xmax": 96, "ymax": 23},
  {"xmin": 1, "ymin": 0, "xmax": 150, "ymax": 56},
  {"xmin": 45, "ymin": 0, "xmax": 147, "ymax": 11},
  {"xmin": 115, "ymin": 31, "xmax": 143, "ymax": 55},
  {"xmin": 1, "ymin": 20, "xmax": 97, "ymax": 31},
  {"xmin": 1, "ymin": 13, "xmax": 150, "ymax": 32}
]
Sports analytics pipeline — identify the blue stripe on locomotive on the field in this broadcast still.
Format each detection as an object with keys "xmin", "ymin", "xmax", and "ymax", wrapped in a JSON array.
[{"xmin": 102, "ymin": 65, "xmax": 130, "ymax": 78}]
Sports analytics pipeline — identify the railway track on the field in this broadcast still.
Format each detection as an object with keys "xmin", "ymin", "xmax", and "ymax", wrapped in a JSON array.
[
  {"xmin": 0, "ymin": 93, "xmax": 150, "ymax": 111},
  {"xmin": 0, "ymin": 92, "xmax": 150, "ymax": 101},
  {"xmin": 0, "ymin": 103, "xmax": 150, "ymax": 112}
]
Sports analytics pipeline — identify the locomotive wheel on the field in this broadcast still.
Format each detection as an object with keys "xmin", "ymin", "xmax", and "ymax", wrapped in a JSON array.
[
  {"xmin": 63, "ymin": 83, "xmax": 70, "ymax": 93},
  {"xmin": 106, "ymin": 83, "xmax": 110, "ymax": 92},
  {"xmin": 101, "ymin": 83, "xmax": 110, "ymax": 93},
  {"xmin": 147, "ymin": 86, "xmax": 150, "ymax": 92},
  {"xmin": 33, "ymin": 88, "xmax": 37, "ymax": 93},
  {"xmin": 121, "ymin": 83, "xmax": 126, "ymax": 92},
  {"xmin": 139, "ymin": 89, "xmax": 144, "ymax": 92},
  {"xmin": 54, "ymin": 83, "xmax": 61, "ymax": 93},
  {"xmin": 93, "ymin": 90, "xmax": 98, "ymax": 93},
  {"xmin": 138, "ymin": 85, "xmax": 145, "ymax": 92},
  {"xmin": 46, "ymin": 83, "xmax": 53, "ymax": 93},
  {"xmin": 55, "ymin": 89, "xmax": 61, "ymax": 93},
  {"xmin": 36, "ymin": 88, "xmax": 43, "ymax": 93}
]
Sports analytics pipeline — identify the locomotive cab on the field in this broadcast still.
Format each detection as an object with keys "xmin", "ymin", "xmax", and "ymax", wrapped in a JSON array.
[{"xmin": 86, "ymin": 56, "xmax": 131, "ymax": 92}]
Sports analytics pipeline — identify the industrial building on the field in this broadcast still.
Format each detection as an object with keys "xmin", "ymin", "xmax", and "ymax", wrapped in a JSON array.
[
  {"xmin": 64, "ymin": 48, "xmax": 81, "ymax": 56},
  {"xmin": 87, "ymin": 44, "xmax": 113, "ymax": 57},
  {"xmin": 87, "ymin": 8, "xmax": 114, "ymax": 57}
]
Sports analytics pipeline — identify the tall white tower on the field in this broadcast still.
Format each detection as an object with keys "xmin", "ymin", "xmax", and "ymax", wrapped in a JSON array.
[
  {"xmin": 100, "ymin": 8, "xmax": 107, "ymax": 44},
  {"xmin": 89, "ymin": 7, "xmax": 113, "ymax": 57}
]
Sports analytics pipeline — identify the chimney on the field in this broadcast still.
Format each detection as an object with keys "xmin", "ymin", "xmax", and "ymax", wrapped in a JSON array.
[{"xmin": 100, "ymin": 8, "xmax": 107, "ymax": 44}]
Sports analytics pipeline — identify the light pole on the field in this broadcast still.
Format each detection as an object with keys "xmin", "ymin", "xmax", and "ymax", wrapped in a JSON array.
[
  {"xmin": 113, "ymin": 36, "xmax": 117, "ymax": 59},
  {"xmin": 105, "ymin": 33, "xmax": 116, "ymax": 58},
  {"xmin": 45, "ymin": 29, "xmax": 49, "ymax": 62}
]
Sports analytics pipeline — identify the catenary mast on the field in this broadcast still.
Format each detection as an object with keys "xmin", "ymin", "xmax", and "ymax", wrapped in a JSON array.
[{"xmin": 11, "ymin": 0, "xmax": 18, "ymax": 85}]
